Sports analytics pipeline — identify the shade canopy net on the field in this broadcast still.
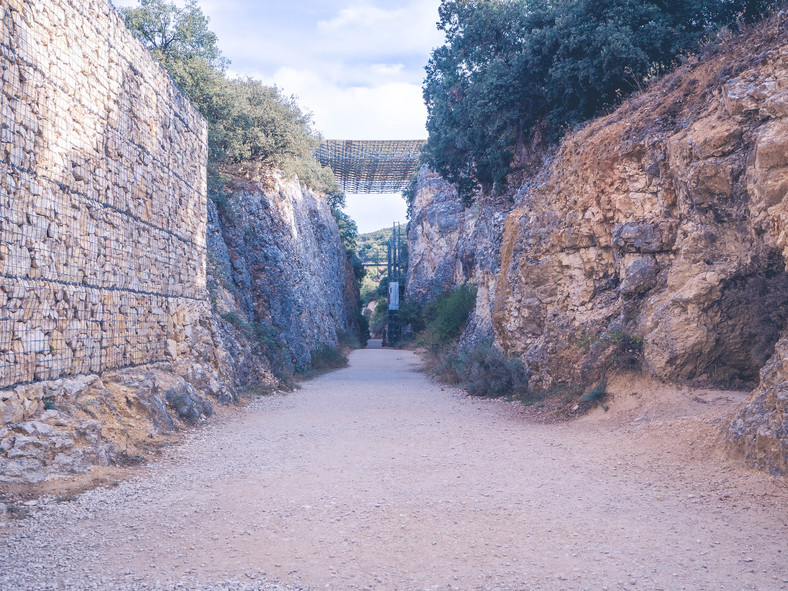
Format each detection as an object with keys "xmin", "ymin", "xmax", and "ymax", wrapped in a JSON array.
[{"xmin": 316, "ymin": 140, "xmax": 426, "ymax": 194}]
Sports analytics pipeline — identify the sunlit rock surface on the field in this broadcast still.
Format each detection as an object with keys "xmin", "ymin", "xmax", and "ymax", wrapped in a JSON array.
[{"xmin": 407, "ymin": 24, "xmax": 788, "ymax": 473}]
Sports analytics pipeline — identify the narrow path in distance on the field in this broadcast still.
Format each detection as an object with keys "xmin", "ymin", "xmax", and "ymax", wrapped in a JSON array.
[{"xmin": 1, "ymin": 348, "xmax": 786, "ymax": 590}]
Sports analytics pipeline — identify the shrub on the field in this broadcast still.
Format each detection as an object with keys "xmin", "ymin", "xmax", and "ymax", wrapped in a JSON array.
[
  {"xmin": 309, "ymin": 345, "xmax": 348, "ymax": 371},
  {"xmin": 436, "ymin": 341, "xmax": 530, "ymax": 398},
  {"xmin": 338, "ymin": 329, "xmax": 363, "ymax": 351},
  {"xmin": 420, "ymin": 285, "xmax": 477, "ymax": 348},
  {"xmin": 354, "ymin": 312, "xmax": 371, "ymax": 348},
  {"xmin": 370, "ymin": 299, "xmax": 389, "ymax": 337},
  {"xmin": 607, "ymin": 330, "xmax": 644, "ymax": 370},
  {"xmin": 402, "ymin": 172, "xmax": 419, "ymax": 220},
  {"xmin": 577, "ymin": 327, "xmax": 644, "ymax": 371},
  {"xmin": 399, "ymin": 301, "xmax": 426, "ymax": 334}
]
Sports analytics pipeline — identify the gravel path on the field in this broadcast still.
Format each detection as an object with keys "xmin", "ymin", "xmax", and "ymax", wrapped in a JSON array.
[{"xmin": 1, "ymin": 348, "xmax": 786, "ymax": 591}]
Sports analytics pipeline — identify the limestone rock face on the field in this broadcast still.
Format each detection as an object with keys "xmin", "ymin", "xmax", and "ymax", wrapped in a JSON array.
[
  {"xmin": 726, "ymin": 337, "xmax": 788, "ymax": 475},
  {"xmin": 406, "ymin": 168, "xmax": 517, "ymax": 344},
  {"xmin": 407, "ymin": 25, "xmax": 788, "ymax": 473},
  {"xmin": 0, "ymin": 0, "xmax": 358, "ymax": 483},
  {"xmin": 406, "ymin": 169, "xmax": 470, "ymax": 303},
  {"xmin": 0, "ymin": 367, "xmax": 215, "ymax": 483},
  {"xmin": 207, "ymin": 173, "xmax": 359, "ymax": 375}
]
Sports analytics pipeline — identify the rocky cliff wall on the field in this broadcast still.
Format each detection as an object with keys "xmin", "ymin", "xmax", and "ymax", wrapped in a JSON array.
[
  {"xmin": 0, "ymin": 0, "xmax": 208, "ymax": 389},
  {"xmin": 407, "ymin": 21, "xmax": 788, "ymax": 474},
  {"xmin": 0, "ymin": 0, "xmax": 226, "ymax": 484},
  {"xmin": 406, "ymin": 167, "xmax": 521, "ymax": 345},
  {"xmin": 207, "ymin": 173, "xmax": 359, "ymax": 380},
  {"xmin": 0, "ymin": 170, "xmax": 360, "ymax": 486}
]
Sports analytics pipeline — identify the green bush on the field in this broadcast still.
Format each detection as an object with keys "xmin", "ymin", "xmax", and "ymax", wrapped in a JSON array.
[
  {"xmin": 607, "ymin": 330, "xmax": 644, "ymax": 370},
  {"xmin": 353, "ymin": 312, "xmax": 371, "ymax": 347},
  {"xmin": 338, "ymin": 329, "xmax": 361, "ymax": 350},
  {"xmin": 577, "ymin": 327, "xmax": 644, "ymax": 371},
  {"xmin": 356, "ymin": 228, "xmax": 393, "ymax": 266},
  {"xmin": 436, "ymin": 341, "xmax": 529, "ymax": 398},
  {"xmin": 309, "ymin": 345, "xmax": 348, "ymax": 371},
  {"xmin": 420, "ymin": 285, "xmax": 477, "ymax": 348},
  {"xmin": 370, "ymin": 299, "xmax": 389, "ymax": 337},
  {"xmin": 398, "ymin": 301, "xmax": 426, "ymax": 334},
  {"xmin": 402, "ymin": 173, "xmax": 419, "ymax": 220}
]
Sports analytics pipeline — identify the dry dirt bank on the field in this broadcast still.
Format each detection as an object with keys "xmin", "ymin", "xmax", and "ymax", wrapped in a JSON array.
[{"xmin": 1, "ymin": 348, "xmax": 786, "ymax": 591}]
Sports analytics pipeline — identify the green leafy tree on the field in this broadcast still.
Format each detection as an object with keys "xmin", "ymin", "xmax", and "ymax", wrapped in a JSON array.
[
  {"xmin": 120, "ymin": 0, "xmax": 227, "ymax": 69},
  {"xmin": 424, "ymin": 0, "xmax": 780, "ymax": 202}
]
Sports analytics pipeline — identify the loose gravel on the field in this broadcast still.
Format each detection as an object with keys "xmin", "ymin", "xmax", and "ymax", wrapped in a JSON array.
[{"xmin": 1, "ymin": 348, "xmax": 786, "ymax": 591}]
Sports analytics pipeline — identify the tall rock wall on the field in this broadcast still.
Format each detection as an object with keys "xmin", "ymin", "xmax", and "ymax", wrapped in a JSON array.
[
  {"xmin": 0, "ymin": 0, "xmax": 208, "ymax": 388},
  {"xmin": 208, "ymin": 173, "xmax": 359, "ymax": 379},
  {"xmin": 406, "ymin": 167, "xmax": 517, "ymax": 344},
  {"xmin": 0, "ymin": 0, "xmax": 222, "ymax": 484},
  {"xmin": 408, "ymin": 22, "xmax": 788, "ymax": 474}
]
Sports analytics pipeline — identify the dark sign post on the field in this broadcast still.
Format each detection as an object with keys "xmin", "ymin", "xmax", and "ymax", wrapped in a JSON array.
[{"xmin": 387, "ymin": 222, "xmax": 403, "ymax": 345}]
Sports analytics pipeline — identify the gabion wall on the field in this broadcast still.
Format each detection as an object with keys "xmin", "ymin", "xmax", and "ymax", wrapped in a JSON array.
[{"xmin": 0, "ymin": 0, "xmax": 208, "ymax": 388}]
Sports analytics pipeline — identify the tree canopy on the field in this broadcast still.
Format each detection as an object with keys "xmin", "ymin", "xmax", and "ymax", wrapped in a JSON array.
[
  {"xmin": 423, "ymin": 0, "xmax": 780, "ymax": 203},
  {"xmin": 120, "ymin": 0, "xmax": 227, "ymax": 70}
]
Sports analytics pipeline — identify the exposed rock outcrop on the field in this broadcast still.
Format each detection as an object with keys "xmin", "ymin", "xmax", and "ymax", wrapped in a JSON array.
[
  {"xmin": 407, "ymin": 21, "xmax": 788, "ymax": 473},
  {"xmin": 0, "ymin": 367, "xmax": 215, "ymax": 483},
  {"xmin": 406, "ymin": 167, "xmax": 519, "ymax": 345},
  {"xmin": 207, "ymin": 173, "xmax": 359, "ymax": 379}
]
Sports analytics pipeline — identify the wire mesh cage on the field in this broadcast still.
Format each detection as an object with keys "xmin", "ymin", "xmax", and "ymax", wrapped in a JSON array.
[
  {"xmin": 0, "ymin": 1, "xmax": 207, "ymax": 390},
  {"xmin": 316, "ymin": 140, "xmax": 426, "ymax": 194}
]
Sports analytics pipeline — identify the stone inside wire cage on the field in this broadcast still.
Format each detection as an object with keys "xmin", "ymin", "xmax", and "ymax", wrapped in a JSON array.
[{"xmin": 0, "ymin": 2, "xmax": 207, "ymax": 389}]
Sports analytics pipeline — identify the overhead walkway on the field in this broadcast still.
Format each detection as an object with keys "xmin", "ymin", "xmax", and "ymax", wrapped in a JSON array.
[{"xmin": 316, "ymin": 139, "xmax": 426, "ymax": 194}]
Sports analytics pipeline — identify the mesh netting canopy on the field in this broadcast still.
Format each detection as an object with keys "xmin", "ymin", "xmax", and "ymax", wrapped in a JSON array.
[{"xmin": 316, "ymin": 140, "xmax": 426, "ymax": 194}]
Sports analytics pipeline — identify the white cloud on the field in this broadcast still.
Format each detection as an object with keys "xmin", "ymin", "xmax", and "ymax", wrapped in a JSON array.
[
  {"xmin": 370, "ymin": 63, "xmax": 405, "ymax": 76},
  {"xmin": 259, "ymin": 67, "xmax": 426, "ymax": 139},
  {"xmin": 318, "ymin": 4, "xmax": 396, "ymax": 32},
  {"xmin": 315, "ymin": 1, "xmax": 443, "ymax": 60}
]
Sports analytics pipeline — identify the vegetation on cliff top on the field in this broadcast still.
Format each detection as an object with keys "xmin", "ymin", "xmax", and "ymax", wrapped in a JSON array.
[
  {"xmin": 424, "ymin": 0, "xmax": 782, "ymax": 202},
  {"xmin": 120, "ymin": 0, "xmax": 335, "ymax": 193}
]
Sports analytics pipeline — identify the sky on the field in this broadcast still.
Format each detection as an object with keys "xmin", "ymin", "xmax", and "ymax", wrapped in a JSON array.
[{"xmin": 116, "ymin": 0, "xmax": 445, "ymax": 233}]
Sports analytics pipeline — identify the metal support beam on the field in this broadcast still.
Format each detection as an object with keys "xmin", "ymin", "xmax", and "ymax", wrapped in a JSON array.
[{"xmin": 386, "ymin": 222, "xmax": 403, "ymax": 346}]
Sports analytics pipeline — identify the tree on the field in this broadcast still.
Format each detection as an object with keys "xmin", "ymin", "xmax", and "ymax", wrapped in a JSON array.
[
  {"xmin": 119, "ymin": 0, "xmax": 227, "ymax": 70},
  {"xmin": 423, "ymin": 0, "xmax": 781, "ymax": 203}
]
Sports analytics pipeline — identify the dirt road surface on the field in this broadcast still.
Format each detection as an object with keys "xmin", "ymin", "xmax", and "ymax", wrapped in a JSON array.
[{"xmin": 1, "ymin": 348, "xmax": 786, "ymax": 590}]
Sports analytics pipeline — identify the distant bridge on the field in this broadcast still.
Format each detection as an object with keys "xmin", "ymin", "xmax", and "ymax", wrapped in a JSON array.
[{"xmin": 316, "ymin": 140, "xmax": 426, "ymax": 194}]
